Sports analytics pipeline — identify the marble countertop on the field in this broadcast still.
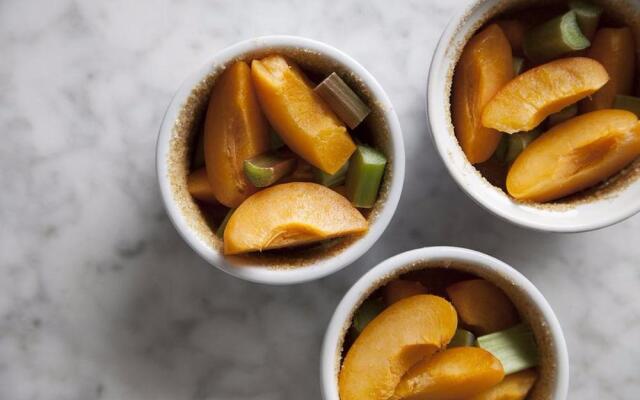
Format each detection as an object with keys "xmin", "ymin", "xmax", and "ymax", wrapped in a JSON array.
[{"xmin": 1, "ymin": 0, "xmax": 639, "ymax": 399}]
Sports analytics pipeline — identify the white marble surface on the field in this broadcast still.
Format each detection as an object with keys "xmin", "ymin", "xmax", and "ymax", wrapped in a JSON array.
[{"xmin": 1, "ymin": 0, "xmax": 639, "ymax": 399}]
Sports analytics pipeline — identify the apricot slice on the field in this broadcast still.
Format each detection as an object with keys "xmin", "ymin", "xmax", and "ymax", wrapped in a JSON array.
[
  {"xmin": 467, "ymin": 368, "xmax": 538, "ymax": 400},
  {"xmin": 392, "ymin": 347, "xmax": 505, "ymax": 400},
  {"xmin": 223, "ymin": 182, "xmax": 367, "ymax": 255},
  {"xmin": 496, "ymin": 20, "xmax": 526, "ymax": 55},
  {"xmin": 339, "ymin": 295, "xmax": 457, "ymax": 400},
  {"xmin": 581, "ymin": 28, "xmax": 636, "ymax": 112},
  {"xmin": 382, "ymin": 280, "xmax": 428, "ymax": 306},
  {"xmin": 446, "ymin": 279, "xmax": 519, "ymax": 335},
  {"xmin": 482, "ymin": 57, "xmax": 609, "ymax": 133},
  {"xmin": 204, "ymin": 61, "xmax": 269, "ymax": 208},
  {"xmin": 187, "ymin": 168, "xmax": 218, "ymax": 204},
  {"xmin": 453, "ymin": 24, "xmax": 514, "ymax": 164},
  {"xmin": 251, "ymin": 55, "xmax": 356, "ymax": 174},
  {"xmin": 507, "ymin": 110, "xmax": 640, "ymax": 202}
]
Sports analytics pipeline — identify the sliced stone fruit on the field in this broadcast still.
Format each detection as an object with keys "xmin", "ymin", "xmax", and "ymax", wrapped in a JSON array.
[
  {"xmin": 382, "ymin": 280, "xmax": 428, "ymax": 306},
  {"xmin": 506, "ymin": 110, "xmax": 640, "ymax": 202},
  {"xmin": 339, "ymin": 295, "xmax": 457, "ymax": 400},
  {"xmin": 481, "ymin": 57, "xmax": 609, "ymax": 133},
  {"xmin": 452, "ymin": 24, "xmax": 514, "ymax": 164},
  {"xmin": 580, "ymin": 27, "xmax": 636, "ymax": 112},
  {"xmin": 223, "ymin": 182, "xmax": 367, "ymax": 255},
  {"xmin": 251, "ymin": 55, "xmax": 356, "ymax": 174},
  {"xmin": 446, "ymin": 279, "xmax": 520, "ymax": 335},
  {"xmin": 204, "ymin": 61, "xmax": 269, "ymax": 208},
  {"xmin": 392, "ymin": 347, "xmax": 505, "ymax": 400},
  {"xmin": 496, "ymin": 19, "xmax": 526, "ymax": 55},
  {"xmin": 187, "ymin": 168, "xmax": 218, "ymax": 204},
  {"xmin": 467, "ymin": 368, "xmax": 538, "ymax": 400}
]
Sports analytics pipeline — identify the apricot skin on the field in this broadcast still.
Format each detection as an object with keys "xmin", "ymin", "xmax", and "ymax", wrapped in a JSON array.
[
  {"xmin": 251, "ymin": 55, "xmax": 356, "ymax": 174},
  {"xmin": 382, "ymin": 280, "xmax": 428, "ymax": 306},
  {"xmin": 453, "ymin": 24, "xmax": 514, "ymax": 164},
  {"xmin": 507, "ymin": 110, "xmax": 640, "ymax": 202},
  {"xmin": 581, "ymin": 28, "xmax": 636, "ymax": 113},
  {"xmin": 482, "ymin": 57, "xmax": 609, "ymax": 133},
  {"xmin": 496, "ymin": 20, "xmax": 526, "ymax": 55},
  {"xmin": 339, "ymin": 295, "xmax": 457, "ymax": 400},
  {"xmin": 446, "ymin": 279, "xmax": 519, "ymax": 335},
  {"xmin": 392, "ymin": 347, "xmax": 505, "ymax": 400},
  {"xmin": 223, "ymin": 182, "xmax": 367, "ymax": 255},
  {"xmin": 467, "ymin": 369, "xmax": 538, "ymax": 400},
  {"xmin": 203, "ymin": 61, "xmax": 269, "ymax": 208},
  {"xmin": 187, "ymin": 168, "xmax": 218, "ymax": 204}
]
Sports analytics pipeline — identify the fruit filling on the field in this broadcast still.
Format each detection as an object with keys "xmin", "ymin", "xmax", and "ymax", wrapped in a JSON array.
[
  {"xmin": 186, "ymin": 55, "xmax": 388, "ymax": 256},
  {"xmin": 452, "ymin": 1, "xmax": 640, "ymax": 203},
  {"xmin": 339, "ymin": 268, "xmax": 540, "ymax": 400}
]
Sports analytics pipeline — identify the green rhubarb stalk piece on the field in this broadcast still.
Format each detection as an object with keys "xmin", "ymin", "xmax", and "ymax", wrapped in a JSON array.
[
  {"xmin": 448, "ymin": 329, "xmax": 476, "ymax": 348},
  {"xmin": 345, "ymin": 145, "xmax": 387, "ymax": 208},
  {"xmin": 547, "ymin": 104, "xmax": 578, "ymax": 127},
  {"xmin": 569, "ymin": 0, "xmax": 604, "ymax": 40},
  {"xmin": 523, "ymin": 11, "xmax": 591, "ymax": 63},
  {"xmin": 613, "ymin": 95, "xmax": 640, "ymax": 117},
  {"xmin": 352, "ymin": 298, "xmax": 384, "ymax": 334},
  {"xmin": 269, "ymin": 128, "xmax": 285, "ymax": 150},
  {"xmin": 503, "ymin": 129, "xmax": 542, "ymax": 164},
  {"xmin": 314, "ymin": 72, "xmax": 371, "ymax": 129},
  {"xmin": 314, "ymin": 161, "xmax": 349, "ymax": 187},
  {"xmin": 243, "ymin": 153, "xmax": 296, "ymax": 188},
  {"xmin": 513, "ymin": 57, "xmax": 525, "ymax": 76},
  {"xmin": 477, "ymin": 324, "xmax": 539, "ymax": 375},
  {"xmin": 216, "ymin": 208, "xmax": 235, "ymax": 238}
]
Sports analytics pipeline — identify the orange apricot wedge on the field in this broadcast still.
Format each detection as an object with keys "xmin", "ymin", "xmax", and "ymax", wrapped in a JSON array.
[
  {"xmin": 467, "ymin": 368, "xmax": 538, "ymax": 400},
  {"xmin": 251, "ymin": 55, "xmax": 356, "ymax": 174},
  {"xmin": 392, "ymin": 347, "xmax": 505, "ymax": 400},
  {"xmin": 204, "ymin": 61, "xmax": 269, "ymax": 208},
  {"xmin": 187, "ymin": 168, "xmax": 218, "ymax": 204},
  {"xmin": 581, "ymin": 28, "xmax": 636, "ymax": 112},
  {"xmin": 382, "ymin": 280, "xmax": 428, "ymax": 306},
  {"xmin": 496, "ymin": 20, "xmax": 526, "ymax": 55},
  {"xmin": 482, "ymin": 57, "xmax": 609, "ymax": 133},
  {"xmin": 453, "ymin": 24, "xmax": 514, "ymax": 164},
  {"xmin": 339, "ymin": 295, "xmax": 457, "ymax": 400},
  {"xmin": 223, "ymin": 182, "xmax": 367, "ymax": 255},
  {"xmin": 507, "ymin": 109, "xmax": 640, "ymax": 202},
  {"xmin": 446, "ymin": 279, "xmax": 519, "ymax": 335}
]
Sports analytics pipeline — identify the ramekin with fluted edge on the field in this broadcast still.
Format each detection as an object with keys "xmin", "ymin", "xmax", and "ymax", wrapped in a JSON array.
[
  {"xmin": 321, "ymin": 247, "xmax": 569, "ymax": 400},
  {"xmin": 427, "ymin": 0, "xmax": 640, "ymax": 232},
  {"xmin": 156, "ymin": 36, "xmax": 404, "ymax": 285}
]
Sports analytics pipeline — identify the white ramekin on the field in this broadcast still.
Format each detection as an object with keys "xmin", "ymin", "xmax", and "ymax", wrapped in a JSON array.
[
  {"xmin": 156, "ymin": 36, "xmax": 405, "ymax": 285},
  {"xmin": 427, "ymin": 0, "xmax": 640, "ymax": 232},
  {"xmin": 321, "ymin": 247, "xmax": 569, "ymax": 400}
]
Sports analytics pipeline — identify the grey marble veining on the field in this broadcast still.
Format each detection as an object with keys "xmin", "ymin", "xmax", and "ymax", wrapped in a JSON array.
[{"xmin": 1, "ymin": 0, "xmax": 639, "ymax": 399}]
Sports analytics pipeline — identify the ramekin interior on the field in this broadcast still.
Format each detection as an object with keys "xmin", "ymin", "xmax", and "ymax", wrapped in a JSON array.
[
  {"xmin": 427, "ymin": 0, "xmax": 640, "ymax": 232},
  {"xmin": 157, "ymin": 36, "xmax": 405, "ymax": 284},
  {"xmin": 321, "ymin": 247, "xmax": 569, "ymax": 400}
]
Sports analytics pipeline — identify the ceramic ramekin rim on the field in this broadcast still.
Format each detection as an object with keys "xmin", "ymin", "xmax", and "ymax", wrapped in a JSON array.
[
  {"xmin": 426, "ymin": 0, "xmax": 640, "ymax": 233},
  {"xmin": 156, "ymin": 35, "xmax": 405, "ymax": 285},
  {"xmin": 320, "ymin": 246, "xmax": 569, "ymax": 400}
]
